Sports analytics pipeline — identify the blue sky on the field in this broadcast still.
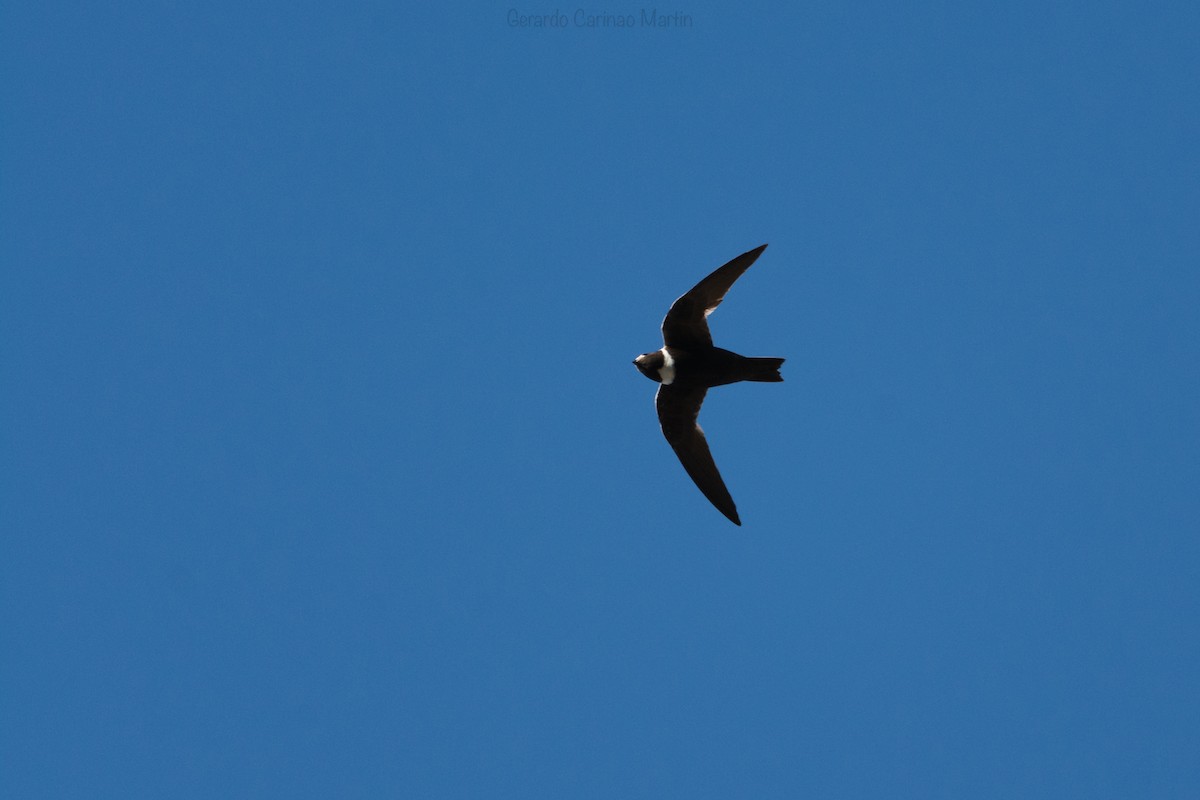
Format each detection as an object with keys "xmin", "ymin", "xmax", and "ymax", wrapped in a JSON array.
[{"xmin": 3, "ymin": 2, "xmax": 1199, "ymax": 797}]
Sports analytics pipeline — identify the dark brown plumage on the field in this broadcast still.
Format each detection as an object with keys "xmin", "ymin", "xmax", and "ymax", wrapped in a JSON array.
[{"xmin": 633, "ymin": 244, "xmax": 784, "ymax": 525}]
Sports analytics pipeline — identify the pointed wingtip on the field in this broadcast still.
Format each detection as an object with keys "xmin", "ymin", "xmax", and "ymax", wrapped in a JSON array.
[{"xmin": 742, "ymin": 243, "xmax": 768, "ymax": 265}]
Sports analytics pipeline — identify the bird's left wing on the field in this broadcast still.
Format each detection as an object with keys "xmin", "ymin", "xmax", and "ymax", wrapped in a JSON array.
[{"xmin": 655, "ymin": 383, "xmax": 740, "ymax": 525}]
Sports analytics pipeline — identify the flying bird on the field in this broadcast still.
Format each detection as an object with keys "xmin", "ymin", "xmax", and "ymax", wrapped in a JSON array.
[{"xmin": 633, "ymin": 244, "xmax": 784, "ymax": 525}]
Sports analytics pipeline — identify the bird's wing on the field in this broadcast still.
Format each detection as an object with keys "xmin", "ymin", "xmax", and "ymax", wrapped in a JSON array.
[
  {"xmin": 655, "ymin": 383, "xmax": 740, "ymax": 525},
  {"xmin": 661, "ymin": 244, "xmax": 767, "ymax": 349}
]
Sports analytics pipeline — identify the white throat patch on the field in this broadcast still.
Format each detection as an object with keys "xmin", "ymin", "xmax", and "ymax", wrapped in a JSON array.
[{"xmin": 658, "ymin": 347, "xmax": 676, "ymax": 385}]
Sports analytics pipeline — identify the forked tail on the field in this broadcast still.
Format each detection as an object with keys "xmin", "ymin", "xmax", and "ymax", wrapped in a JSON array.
[{"xmin": 745, "ymin": 357, "xmax": 785, "ymax": 382}]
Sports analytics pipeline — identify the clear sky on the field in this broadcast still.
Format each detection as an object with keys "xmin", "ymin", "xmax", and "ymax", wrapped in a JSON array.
[{"xmin": 3, "ymin": 2, "xmax": 1199, "ymax": 798}]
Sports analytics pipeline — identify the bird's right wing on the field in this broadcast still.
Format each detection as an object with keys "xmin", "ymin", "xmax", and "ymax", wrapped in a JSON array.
[
  {"xmin": 655, "ymin": 383, "xmax": 740, "ymax": 525},
  {"xmin": 661, "ymin": 244, "xmax": 767, "ymax": 349}
]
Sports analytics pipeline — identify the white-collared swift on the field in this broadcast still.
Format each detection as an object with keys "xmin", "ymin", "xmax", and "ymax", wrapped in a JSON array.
[{"xmin": 633, "ymin": 244, "xmax": 784, "ymax": 525}]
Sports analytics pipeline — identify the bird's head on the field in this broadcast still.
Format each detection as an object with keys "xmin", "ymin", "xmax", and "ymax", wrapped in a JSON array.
[{"xmin": 633, "ymin": 350, "xmax": 666, "ymax": 383}]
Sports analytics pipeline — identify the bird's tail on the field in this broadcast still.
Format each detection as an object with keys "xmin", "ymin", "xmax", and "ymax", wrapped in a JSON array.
[{"xmin": 744, "ymin": 357, "xmax": 785, "ymax": 382}]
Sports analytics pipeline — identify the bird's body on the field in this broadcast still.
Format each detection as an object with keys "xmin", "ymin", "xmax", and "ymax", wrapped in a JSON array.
[
  {"xmin": 635, "ymin": 345, "xmax": 782, "ymax": 388},
  {"xmin": 633, "ymin": 244, "xmax": 784, "ymax": 525}
]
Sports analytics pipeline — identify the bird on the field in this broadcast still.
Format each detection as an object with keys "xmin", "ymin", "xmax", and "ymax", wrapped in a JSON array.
[{"xmin": 633, "ymin": 244, "xmax": 784, "ymax": 525}]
